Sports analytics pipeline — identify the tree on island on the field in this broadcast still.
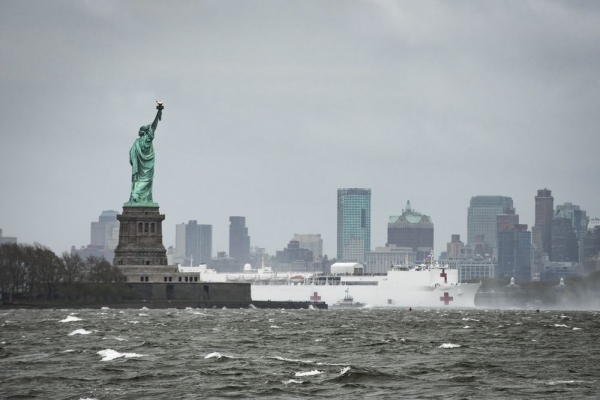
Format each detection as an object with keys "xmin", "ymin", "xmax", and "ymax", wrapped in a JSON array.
[{"xmin": 0, "ymin": 243, "xmax": 126, "ymax": 303}]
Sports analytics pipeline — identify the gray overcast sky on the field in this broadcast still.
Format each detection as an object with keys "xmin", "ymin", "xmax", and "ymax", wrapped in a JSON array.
[{"xmin": 1, "ymin": 1, "xmax": 599, "ymax": 258}]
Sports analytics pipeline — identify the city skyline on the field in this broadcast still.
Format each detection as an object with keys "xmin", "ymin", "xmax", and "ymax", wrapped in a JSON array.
[
  {"xmin": 63, "ymin": 185, "xmax": 593, "ymax": 263},
  {"xmin": 1, "ymin": 2, "xmax": 599, "ymax": 258}
]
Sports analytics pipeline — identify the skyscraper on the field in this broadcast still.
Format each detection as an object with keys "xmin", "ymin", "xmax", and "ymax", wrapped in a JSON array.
[
  {"xmin": 293, "ymin": 234, "xmax": 323, "ymax": 259},
  {"xmin": 467, "ymin": 196, "xmax": 514, "ymax": 255},
  {"xmin": 446, "ymin": 234, "xmax": 464, "ymax": 259},
  {"xmin": 532, "ymin": 189, "xmax": 554, "ymax": 255},
  {"xmin": 229, "ymin": 216, "xmax": 250, "ymax": 264},
  {"xmin": 184, "ymin": 221, "xmax": 212, "ymax": 265},
  {"xmin": 337, "ymin": 188, "xmax": 371, "ymax": 262},
  {"xmin": 91, "ymin": 210, "xmax": 120, "ymax": 250},
  {"xmin": 175, "ymin": 223, "xmax": 186, "ymax": 264},
  {"xmin": 497, "ymin": 216, "xmax": 532, "ymax": 283},
  {"xmin": 583, "ymin": 222, "xmax": 600, "ymax": 260},
  {"xmin": 555, "ymin": 202, "xmax": 588, "ymax": 262},
  {"xmin": 77, "ymin": 210, "xmax": 121, "ymax": 262},
  {"xmin": 550, "ymin": 210, "xmax": 579, "ymax": 262},
  {"xmin": 387, "ymin": 200, "xmax": 434, "ymax": 262}
]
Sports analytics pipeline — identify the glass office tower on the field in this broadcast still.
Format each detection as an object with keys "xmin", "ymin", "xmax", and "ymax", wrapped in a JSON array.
[{"xmin": 337, "ymin": 188, "xmax": 371, "ymax": 262}]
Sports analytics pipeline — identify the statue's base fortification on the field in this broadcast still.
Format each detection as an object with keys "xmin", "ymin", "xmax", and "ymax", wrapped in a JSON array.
[{"xmin": 113, "ymin": 206, "xmax": 167, "ymax": 266}]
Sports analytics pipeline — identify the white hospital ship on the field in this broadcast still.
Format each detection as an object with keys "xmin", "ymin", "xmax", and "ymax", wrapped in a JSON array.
[{"xmin": 195, "ymin": 262, "xmax": 481, "ymax": 308}]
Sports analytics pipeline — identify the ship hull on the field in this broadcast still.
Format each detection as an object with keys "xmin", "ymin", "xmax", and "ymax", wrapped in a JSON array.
[
  {"xmin": 251, "ymin": 282, "xmax": 480, "ymax": 308},
  {"xmin": 200, "ymin": 267, "xmax": 481, "ymax": 308}
]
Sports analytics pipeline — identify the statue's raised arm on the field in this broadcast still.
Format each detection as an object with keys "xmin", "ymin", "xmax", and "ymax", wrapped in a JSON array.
[{"xmin": 151, "ymin": 100, "xmax": 164, "ymax": 133}]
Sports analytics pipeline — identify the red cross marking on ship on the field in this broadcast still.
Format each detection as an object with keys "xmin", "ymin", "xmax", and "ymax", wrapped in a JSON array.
[
  {"xmin": 440, "ymin": 269, "xmax": 447, "ymax": 283},
  {"xmin": 440, "ymin": 292, "xmax": 453, "ymax": 305},
  {"xmin": 310, "ymin": 292, "xmax": 321, "ymax": 302}
]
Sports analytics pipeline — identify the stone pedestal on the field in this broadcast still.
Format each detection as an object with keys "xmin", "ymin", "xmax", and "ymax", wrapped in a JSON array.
[{"xmin": 113, "ymin": 206, "xmax": 167, "ymax": 266}]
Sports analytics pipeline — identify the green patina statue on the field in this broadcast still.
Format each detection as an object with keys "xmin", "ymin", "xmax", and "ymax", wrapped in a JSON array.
[{"xmin": 125, "ymin": 101, "xmax": 164, "ymax": 206}]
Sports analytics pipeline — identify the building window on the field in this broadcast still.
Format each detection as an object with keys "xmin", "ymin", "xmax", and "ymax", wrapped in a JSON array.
[
  {"xmin": 145, "ymin": 276, "xmax": 149, "ymax": 282},
  {"xmin": 151, "ymin": 223, "xmax": 155, "ymax": 233},
  {"xmin": 140, "ymin": 276, "xmax": 144, "ymax": 282},
  {"xmin": 178, "ymin": 277, "xmax": 182, "ymax": 282},
  {"xmin": 164, "ymin": 277, "xmax": 167, "ymax": 282},
  {"xmin": 168, "ymin": 277, "xmax": 172, "ymax": 282},
  {"xmin": 138, "ymin": 223, "xmax": 142, "ymax": 233},
  {"xmin": 185, "ymin": 277, "xmax": 188, "ymax": 282},
  {"xmin": 145, "ymin": 223, "xmax": 149, "ymax": 233},
  {"xmin": 194, "ymin": 277, "xmax": 198, "ymax": 282}
]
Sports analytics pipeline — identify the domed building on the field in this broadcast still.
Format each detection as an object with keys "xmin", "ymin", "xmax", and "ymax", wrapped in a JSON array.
[{"xmin": 387, "ymin": 201, "xmax": 433, "ymax": 263}]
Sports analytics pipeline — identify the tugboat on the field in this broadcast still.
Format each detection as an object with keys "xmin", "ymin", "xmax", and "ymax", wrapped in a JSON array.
[{"xmin": 332, "ymin": 288, "xmax": 366, "ymax": 308}]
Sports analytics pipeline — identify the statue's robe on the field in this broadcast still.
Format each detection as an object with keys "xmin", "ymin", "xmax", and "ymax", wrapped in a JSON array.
[{"xmin": 129, "ymin": 127, "xmax": 155, "ymax": 203}]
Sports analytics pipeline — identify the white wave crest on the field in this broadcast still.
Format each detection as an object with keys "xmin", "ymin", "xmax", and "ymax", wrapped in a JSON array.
[
  {"xmin": 554, "ymin": 324, "xmax": 569, "ymax": 328},
  {"xmin": 204, "ymin": 352, "xmax": 235, "ymax": 359},
  {"xmin": 548, "ymin": 380, "xmax": 583, "ymax": 385},
  {"xmin": 62, "ymin": 349, "xmax": 75, "ymax": 353},
  {"xmin": 271, "ymin": 355, "xmax": 314, "ymax": 364},
  {"xmin": 249, "ymin": 304, "xmax": 257, "ymax": 309},
  {"xmin": 97, "ymin": 349, "xmax": 145, "ymax": 361},
  {"xmin": 140, "ymin": 307, "xmax": 149, "ymax": 310},
  {"xmin": 439, "ymin": 343, "xmax": 461, "ymax": 348},
  {"xmin": 295, "ymin": 370, "xmax": 322, "ymax": 377},
  {"xmin": 59, "ymin": 316, "xmax": 82, "ymax": 323},
  {"xmin": 102, "ymin": 336, "xmax": 127, "ymax": 341},
  {"xmin": 101, "ymin": 307, "xmax": 110, "ymax": 310},
  {"xmin": 270, "ymin": 325, "xmax": 281, "ymax": 329},
  {"xmin": 462, "ymin": 317, "xmax": 480, "ymax": 322},
  {"xmin": 315, "ymin": 361, "xmax": 347, "ymax": 366},
  {"xmin": 463, "ymin": 326, "xmax": 470, "ymax": 329},
  {"xmin": 283, "ymin": 379, "xmax": 304, "ymax": 385},
  {"xmin": 573, "ymin": 327, "xmax": 582, "ymax": 331},
  {"xmin": 68, "ymin": 329, "xmax": 92, "ymax": 336},
  {"xmin": 340, "ymin": 366, "xmax": 351, "ymax": 375}
]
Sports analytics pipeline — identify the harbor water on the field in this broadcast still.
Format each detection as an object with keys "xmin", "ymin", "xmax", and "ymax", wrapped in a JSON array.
[{"xmin": 1, "ymin": 307, "xmax": 599, "ymax": 399}]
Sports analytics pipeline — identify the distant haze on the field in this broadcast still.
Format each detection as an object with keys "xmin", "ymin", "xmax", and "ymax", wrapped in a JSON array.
[{"xmin": 1, "ymin": 1, "xmax": 599, "ymax": 257}]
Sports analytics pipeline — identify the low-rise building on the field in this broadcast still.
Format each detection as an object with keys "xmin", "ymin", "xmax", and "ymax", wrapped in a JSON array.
[
  {"xmin": 445, "ymin": 258, "xmax": 496, "ymax": 282},
  {"xmin": 366, "ymin": 245, "xmax": 416, "ymax": 274}
]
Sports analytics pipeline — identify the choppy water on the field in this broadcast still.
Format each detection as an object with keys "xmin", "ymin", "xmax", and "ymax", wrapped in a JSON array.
[{"xmin": 1, "ymin": 307, "xmax": 599, "ymax": 399}]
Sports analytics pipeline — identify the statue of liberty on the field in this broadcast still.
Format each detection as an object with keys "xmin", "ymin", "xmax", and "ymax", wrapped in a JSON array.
[{"xmin": 126, "ymin": 101, "xmax": 163, "ymax": 206}]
